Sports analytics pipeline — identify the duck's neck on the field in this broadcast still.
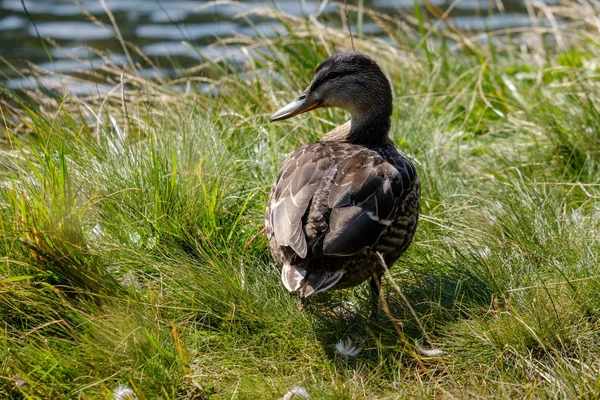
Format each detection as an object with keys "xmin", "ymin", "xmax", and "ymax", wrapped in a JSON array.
[{"xmin": 323, "ymin": 102, "xmax": 394, "ymax": 147}]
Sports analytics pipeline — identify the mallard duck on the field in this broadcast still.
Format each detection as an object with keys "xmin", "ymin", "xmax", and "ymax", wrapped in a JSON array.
[{"xmin": 266, "ymin": 52, "xmax": 420, "ymax": 309}]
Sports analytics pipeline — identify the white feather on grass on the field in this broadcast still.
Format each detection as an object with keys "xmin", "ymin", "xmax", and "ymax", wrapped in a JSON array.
[
  {"xmin": 283, "ymin": 385, "xmax": 310, "ymax": 399},
  {"xmin": 331, "ymin": 301, "xmax": 357, "ymax": 317},
  {"xmin": 335, "ymin": 338, "xmax": 362, "ymax": 359},
  {"xmin": 113, "ymin": 384, "xmax": 136, "ymax": 400},
  {"xmin": 416, "ymin": 345, "xmax": 444, "ymax": 357}
]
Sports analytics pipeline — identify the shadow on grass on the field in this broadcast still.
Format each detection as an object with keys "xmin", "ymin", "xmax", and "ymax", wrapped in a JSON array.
[{"xmin": 305, "ymin": 263, "xmax": 493, "ymax": 370}]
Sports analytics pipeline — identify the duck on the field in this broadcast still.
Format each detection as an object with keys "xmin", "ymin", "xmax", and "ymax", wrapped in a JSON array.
[{"xmin": 265, "ymin": 51, "xmax": 420, "ymax": 310}]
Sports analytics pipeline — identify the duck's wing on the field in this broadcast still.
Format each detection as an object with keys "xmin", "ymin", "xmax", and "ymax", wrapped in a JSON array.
[
  {"xmin": 268, "ymin": 143, "xmax": 416, "ymax": 297},
  {"xmin": 267, "ymin": 143, "xmax": 335, "ymax": 259},
  {"xmin": 323, "ymin": 148, "xmax": 415, "ymax": 256},
  {"xmin": 268, "ymin": 143, "xmax": 415, "ymax": 259}
]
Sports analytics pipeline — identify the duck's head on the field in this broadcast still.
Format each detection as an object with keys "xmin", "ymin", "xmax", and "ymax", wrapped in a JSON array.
[{"xmin": 270, "ymin": 51, "xmax": 392, "ymax": 126}]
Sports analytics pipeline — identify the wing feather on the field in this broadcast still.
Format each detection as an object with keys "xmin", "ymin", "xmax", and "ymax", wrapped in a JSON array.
[
  {"xmin": 268, "ymin": 142, "xmax": 416, "ymax": 261},
  {"xmin": 269, "ymin": 144, "xmax": 333, "ymax": 259},
  {"xmin": 323, "ymin": 150, "xmax": 409, "ymax": 256}
]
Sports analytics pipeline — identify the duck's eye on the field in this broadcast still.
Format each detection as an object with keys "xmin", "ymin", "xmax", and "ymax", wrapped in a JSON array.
[{"xmin": 297, "ymin": 94, "xmax": 307, "ymax": 101}]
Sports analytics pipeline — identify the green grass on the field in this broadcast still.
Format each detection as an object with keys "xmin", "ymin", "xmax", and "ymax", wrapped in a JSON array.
[{"xmin": 2, "ymin": 2, "xmax": 600, "ymax": 398}]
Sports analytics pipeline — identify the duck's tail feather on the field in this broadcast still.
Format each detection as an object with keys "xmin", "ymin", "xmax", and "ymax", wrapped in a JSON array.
[
  {"xmin": 281, "ymin": 263, "xmax": 306, "ymax": 292},
  {"xmin": 298, "ymin": 269, "xmax": 345, "ymax": 298},
  {"xmin": 281, "ymin": 264, "xmax": 345, "ymax": 298}
]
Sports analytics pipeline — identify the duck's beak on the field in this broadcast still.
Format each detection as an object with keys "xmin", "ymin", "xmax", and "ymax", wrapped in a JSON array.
[{"xmin": 269, "ymin": 92, "xmax": 320, "ymax": 122}]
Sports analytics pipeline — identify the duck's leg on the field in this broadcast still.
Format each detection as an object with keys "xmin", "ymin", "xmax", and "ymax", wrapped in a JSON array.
[
  {"xmin": 370, "ymin": 273, "xmax": 382, "ymax": 317},
  {"xmin": 371, "ymin": 251, "xmax": 391, "ymax": 318}
]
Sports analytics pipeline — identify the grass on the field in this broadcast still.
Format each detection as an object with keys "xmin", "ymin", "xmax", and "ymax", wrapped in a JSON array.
[{"xmin": 2, "ymin": 1, "xmax": 600, "ymax": 398}]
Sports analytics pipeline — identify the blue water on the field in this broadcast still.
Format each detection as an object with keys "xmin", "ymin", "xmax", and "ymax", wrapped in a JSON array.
[{"xmin": 0, "ymin": 0, "xmax": 548, "ymax": 88}]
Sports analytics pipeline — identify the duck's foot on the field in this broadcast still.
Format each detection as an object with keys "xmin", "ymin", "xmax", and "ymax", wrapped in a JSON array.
[{"xmin": 297, "ymin": 296, "xmax": 308, "ymax": 312}]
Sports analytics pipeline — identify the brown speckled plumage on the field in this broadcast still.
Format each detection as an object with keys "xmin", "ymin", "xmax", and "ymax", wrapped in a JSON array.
[{"xmin": 266, "ymin": 52, "xmax": 420, "ymax": 305}]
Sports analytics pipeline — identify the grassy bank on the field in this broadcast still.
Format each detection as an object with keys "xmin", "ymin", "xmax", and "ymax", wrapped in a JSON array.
[{"xmin": 2, "ymin": 1, "xmax": 600, "ymax": 398}]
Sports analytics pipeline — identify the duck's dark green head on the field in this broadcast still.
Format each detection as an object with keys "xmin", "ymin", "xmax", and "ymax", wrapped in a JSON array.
[{"xmin": 270, "ymin": 51, "xmax": 392, "ymax": 123}]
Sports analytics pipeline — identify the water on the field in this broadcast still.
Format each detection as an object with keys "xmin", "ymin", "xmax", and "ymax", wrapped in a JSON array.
[{"xmin": 0, "ymin": 0, "xmax": 544, "ymax": 88}]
